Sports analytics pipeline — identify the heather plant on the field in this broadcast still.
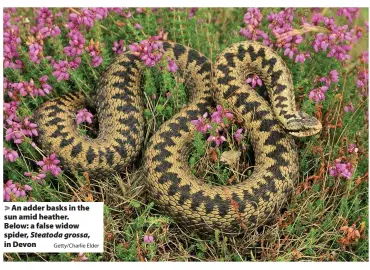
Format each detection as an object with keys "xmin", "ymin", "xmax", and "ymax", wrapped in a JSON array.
[{"xmin": 2, "ymin": 7, "xmax": 368, "ymax": 262}]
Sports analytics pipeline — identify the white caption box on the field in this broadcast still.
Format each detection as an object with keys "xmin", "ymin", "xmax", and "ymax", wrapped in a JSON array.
[{"xmin": 2, "ymin": 202, "xmax": 104, "ymax": 253}]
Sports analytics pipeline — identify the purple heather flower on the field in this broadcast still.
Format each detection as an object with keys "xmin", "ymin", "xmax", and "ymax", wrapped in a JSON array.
[
  {"xmin": 3, "ymin": 101, "xmax": 19, "ymax": 122},
  {"xmin": 21, "ymin": 117, "xmax": 38, "ymax": 137},
  {"xmin": 112, "ymin": 40, "xmax": 126, "ymax": 54},
  {"xmin": 36, "ymin": 153, "xmax": 62, "ymax": 176},
  {"xmin": 38, "ymin": 75, "xmax": 53, "ymax": 96},
  {"xmin": 329, "ymin": 70, "xmax": 339, "ymax": 83},
  {"xmin": 76, "ymin": 108, "xmax": 94, "ymax": 125},
  {"xmin": 344, "ymin": 102, "xmax": 355, "ymax": 113},
  {"xmin": 191, "ymin": 113, "xmax": 211, "ymax": 134},
  {"xmin": 77, "ymin": 252, "xmax": 88, "ymax": 261},
  {"xmin": 29, "ymin": 41, "xmax": 43, "ymax": 63},
  {"xmin": 309, "ymin": 86, "xmax": 328, "ymax": 103},
  {"xmin": 348, "ymin": 143, "xmax": 358, "ymax": 154},
  {"xmin": 337, "ymin": 8, "xmax": 360, "ymax": 23},
  {"xmin": 246, "ymin": 74, "xmax": 263, "ymax": 88},
  {"xmin": 167, "ymin": 59, "xmax": 178, "ymax": 73},
  {"xmin": 52, "ymin": 60, "xmax": 70, "ymax": 81},
  {"xmin": 4, "ymin": 147, "xmax": 19, "ymax": 162},
  {"xmin": 3, "ymin": 180, "xmax": 32, "ymax": 202},
  {"xmin": 24, "ymin": 171, "xmax": 47, "ymax": 184},
  {"xmin": 143, "ymin": 235, "xmax": 154, "ymax": 243},
  {"xmin": 64, "ymin": 30, "xmax": 85, "ymax": 57},
  {"xmin": 234, "ymin": 128, "xmax": 243, "ymax": 142},
  {"xmin": 135, "ymin": 23, "xmax": 143, "ymax": 30},
  {"xmin": 207, "ymin": 134, "xmax": 227, "ymax": 147},
  {"xmin": 129, "ymin": 36, "xmax": 164, "ymax": 67},
  {"xmin": 211, "ymin": 105, "xmax": 234, "ymax": 124},
  {"xmin": 329, "ymin": 159, "xmax": 354, "ymax": 179},
  {"xmin": 189, "ymin": 8, "xmax": 198, "ymax": 19},
  {"xmin": 5, "ymin": 119, "xmax": 23, "ymax": 144}
]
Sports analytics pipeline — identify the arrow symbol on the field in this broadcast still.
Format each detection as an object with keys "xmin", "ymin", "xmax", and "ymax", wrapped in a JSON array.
[{"xmin": 5, "ymin": 206, "xmax": 10, "ymax": 211}]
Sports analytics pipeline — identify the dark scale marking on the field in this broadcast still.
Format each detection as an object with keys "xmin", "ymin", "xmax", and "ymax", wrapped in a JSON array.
[
  {"xmin": 158, "ymin": 172, "xmax": 179, "ymax": 184},
  {"xmin": 116, "ymin": 104, "xmax": 140, "ymax": 114},
  {"xmin": 190, "ymin": 191, "xmax": 206, "ymax": 211},
  {"xmin": 259, "ymin": 119, "xmax": 279, "ymax": 132},
  {"xmin": 267, "ymin": 143, "xmax": 289, "ymax": 167},
  {"xmin": 124, "ymin": 53, "xmax": 139, "ymax": 63},
  {"xmin": 242, "ymin": 101, "xmax": 262, "ymax": 115},
  {"xmin": 205, "ymin": 200, "xmax": 215, "ymax": 214},
  {"xmin": 237, "ymin": 44, "xmax": 247, "ymax": 61},
  {"xmin": 224, "ymin": 85, "xmax": 240, "ymax": 99},
  {"xmin": 154, "ymin": 160, "xmax": 173, "ymax": 173},
  {"xmin": 86, "ymin": 146, "xmax": 96, "ymax": 164},
  {"xmin": 55, "ymin": 99, "xmax": 68, "ymax": 107},
  {"xmin": 187, "ymin": 49, "xmax": 208, "ymax": 68},
  {"xmin": 270, "ymin": 70, "xmax": 283, "ymax": 87},
  {"xmin": 234, "ymin": 92, "xmax": 251, "ymax": 110},
  {"xmin": 112, "ymin": 80, "xmax": 133, "ymax": 91},
  {"xmin": 253, "ymin": 109, "xmax": 270, "ymax": 119},
  {"xmin": 60, "ymin": 137, "xmax": 74, "ymax": 148},
  {"xmin": 167, "ymin": 175, "xmax": 182, "ymax": 196},
  {"xmin": 275, "ymin": 83, "xmax": 287, "ymax": 94},
  {"xmin": 198, "ymin": 62, "xmax": 211, "ymax": 75},
  {"xmin": 243, "ymin": 190, "xmax": 258, "ymax": 210},
  {"xmin": 213, "ymin": 194, "xmax": 229, "ymax": 217},
  {"xmin": 50, "ymin": 129, "xmax": 68, "ymax": 138},
  {"xmin": 105, "ymin": 149, "xmax": 115, "ymax": 166},
  {"xmin": 261, "ymin": 57, "xmax": 277, "ymax": 73},
  {"xmin": 265, "ymin": 130, "xmax": 285, "ymax": 146},
  {"xmin": 45, "ymin": 105, "xmax": 64, "ymax": 117},
  {"xmin": 178, "ymin": 185, "xmax": 191, "ymax": 205},
  {"xmin": 174, "ymin": 116, "xmax": 190, "ymax": 132},
  {"xmin": 232, "ymin": 192, "xmax": 246, "ymax": 213},
  {"xmin": 113, "ymin": 138, "xmax": 127, "ymax": 159},
  {"xmin": 274, "ymin": 95, "xmax": 288, "ymax": 108},
  {"xmin": 153, "ymin": 143, "xmax": 172, "ymax": 159},
  {"xmin": 71, "ymin": 142, "xmax": 82, "ymax": 158},
  {"xmin": 217, "ymin": 73, "xmax": 235, "ymax": 86},
  {"xmin": 47, "ymin": 117, "xmax": 63, "ymax": 126},
  {"xmin": 162, "ymin": 41, "xmax": 172, "ymax": 51},
  {"xmin": 223, "ymin": 53, "xmax": 236, "ymax": 68},
  {"xmin": 173, "ymin": 44, "xmax": 186, "ymax": 60},
  {"xmin": 98, "ymin": 150, "xmax": 105, "ymax": 163}
]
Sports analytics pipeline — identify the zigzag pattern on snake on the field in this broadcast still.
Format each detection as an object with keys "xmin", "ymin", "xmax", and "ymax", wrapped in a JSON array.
[{"xmin": 34, "ymin": 41, "xmax": 321, "ymax": 233}]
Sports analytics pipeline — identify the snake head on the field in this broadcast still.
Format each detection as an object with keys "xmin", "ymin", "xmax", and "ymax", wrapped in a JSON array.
[{"xmin": 285, "ymin": 111, "xmax": 322, "ymax": 137}]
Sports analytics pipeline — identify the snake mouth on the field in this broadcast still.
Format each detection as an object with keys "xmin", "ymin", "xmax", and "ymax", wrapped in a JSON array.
[{"xmin": 287, "ymin": 125, "xmax": 322, "ymax": 137}]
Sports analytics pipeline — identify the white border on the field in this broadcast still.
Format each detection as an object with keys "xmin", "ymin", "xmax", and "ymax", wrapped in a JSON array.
[{"xmin": 1, "ymin": 2, "xmax": 370, "ymax": 269}]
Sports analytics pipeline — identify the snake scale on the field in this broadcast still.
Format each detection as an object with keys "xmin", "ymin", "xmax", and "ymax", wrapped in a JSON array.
[{"xmin": 34, "ymin": 41, "xmax": 322, "ymax": 233}]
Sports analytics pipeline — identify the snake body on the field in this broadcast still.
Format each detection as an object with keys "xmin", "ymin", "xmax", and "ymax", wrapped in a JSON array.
[{"xmin": 34, "ymin": 41, "xmax": 321, "ymax": 233}]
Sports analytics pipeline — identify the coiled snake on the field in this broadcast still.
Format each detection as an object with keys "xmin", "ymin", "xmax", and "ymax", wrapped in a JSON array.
[{"xmin": 34, "ymin": 41, "xmax": 321, "ymax": 233}]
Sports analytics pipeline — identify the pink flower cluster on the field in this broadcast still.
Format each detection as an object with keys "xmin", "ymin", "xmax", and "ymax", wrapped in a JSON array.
[
  {"xmin": 240, "ymin": 8, "xmax": 271, "ymax": 46},
  {"xmin": 64, "ymin": 30, "xmax": 85, "ymax": 57},
  {"xmin": 129, "ymin": 36, "xmax": 164, "ymax": 67},
  {"xmin": 191, "ymin": 105, "xmax": 243, "ymax": 147},
  {"xmin": 31, "ymin": 8, "xmax": 61, "ymax": 39},
  {"xmin": 112, "ymin": 40, "xmax": 126, "ymax": 55},
  {"xmin": 4, "ymin": 147, "xmax": 19, "ymax": 162},
  {"xmin": 85, "ymin": 40, "xmax": 103, "ymax": 67},
  {"xmin": 51, "ymin": 58, "xmax": 81, "ymax": 81},
  {"xmin": 337, "ymin": 8, "xmax": 361, "ymax": 23},
  {"xmin": 36, "ymin": 153, "xmax": 62, "ymax": 176},
  {"xmin": 67, "ymin": 8, "xmax": 109, "ymax": 30},
  {"xmin": 311, "ymin": 11, "xmax": 363, "ymax": 62},
  {"xmin": 3, "ymin": 9, "xmax": 23, "ymax": 69},
  {"xmin": 357, "ymin": 51, "xmax": 368, "ymax": 97},
  {"xmin": 24, "ymin": 171, "xmax": 47, "ymax": 184},
  {"xmin": 267, "ymin": 8, "xmax": 310, "ymax": 63},
  {"xmin": 76, "ymin": 108, "xmax": 94, "ymax": 125},
  {"xmin": 309, "ymin": 70, "xmax": 339, "ymax": 103},
  {"xmin": 3, "ymin": 180, "xmax": 32, "ymax": 202},
  {"xmin": 6, "ymin": 76, "xmax": 53, "ymax": 99},
  {"xmin": 329, "ymin": 158, "xmax": 354, "ymax": 179},
  {"xmin": 246, "ymin": 74, "xmax": 263, "ymax": 88},
  {"xmin": 143, "ymin": 235, "xmax": 154, "ymax": 243},
  {"xmin": 4, "ymin": 116, "xmax": 38, "ymax": 144}
]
